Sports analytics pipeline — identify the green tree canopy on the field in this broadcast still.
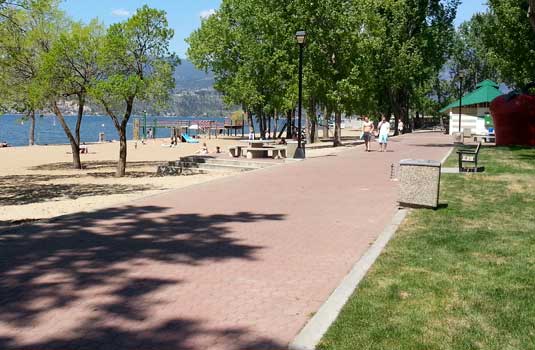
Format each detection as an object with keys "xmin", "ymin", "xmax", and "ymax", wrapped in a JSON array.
[
  {"xmin": 187, "ymin": 0, "xmax": 460, "ymax": 142},
  {"xmin": 0, "ymin": 0, "xmax": 62, "ymax": 145},
  {"xmin": 483, "ymin": 0, "xmax": 535, "ymax": 87},
  {"xmin": 91, "ymin": 5, "xmax": 178, "ymax": 177},
  {"xmin": 40, "ymin": 19, "xmax": 105, "ymax": 168}
]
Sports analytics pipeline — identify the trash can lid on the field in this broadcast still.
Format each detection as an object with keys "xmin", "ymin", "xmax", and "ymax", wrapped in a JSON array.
[{"xmin": 399, "ymin": 159, "xmax": 441, "ymax": 167}]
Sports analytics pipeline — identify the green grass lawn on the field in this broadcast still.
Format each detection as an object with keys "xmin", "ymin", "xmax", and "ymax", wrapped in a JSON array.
[{"xmin": 318, "ymin": 146, "xmax": 535, "ymax": 350}]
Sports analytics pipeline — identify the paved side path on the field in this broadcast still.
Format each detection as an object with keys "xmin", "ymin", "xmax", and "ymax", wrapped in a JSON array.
[{"xmin": 0, "ymin": 132, "xmax": 452, "ymax": 350}]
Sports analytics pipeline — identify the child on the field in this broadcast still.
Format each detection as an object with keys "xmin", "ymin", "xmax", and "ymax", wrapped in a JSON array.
[{"xmin": 196, "ymin": 143, "xmax": 209, "ymax": 155}]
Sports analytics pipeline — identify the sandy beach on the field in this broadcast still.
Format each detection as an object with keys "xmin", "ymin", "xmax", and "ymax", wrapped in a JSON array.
[
  {"xmin": 0, "ymin": 137, "xmax": 242, "ymax": 223},
  {"xmin": 0, "ymin": 130, "xmax": 360, "ymax": 223}
]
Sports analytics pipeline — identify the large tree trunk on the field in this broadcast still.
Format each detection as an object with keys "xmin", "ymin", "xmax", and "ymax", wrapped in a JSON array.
[
  {"xmin": 246, "ymin": 110, "xmax": 254, "ymax": 135},
  {"xmin": 117, "ymin": 127, "xmax": 127, "ymax": 177},
  {"xmin": 404, "ymin": 93, "xmax": 411, "ymax": 133},
  {"xmin": 273, "ymin": 110, "xmax": 278, "ymax": 139},
  {"xmin": 314, "ymin": 112, "xmax": 319, "ymax": 142},
  {"xmin": 391, "ymin": 88, "xmax": 409, "ymax": 135},
  {"xmin": 307, "ymin": 97, "xmax": 318, "ymax": 144},
  {"xmin": 415, "ymin": 110, "xmax": 421, "ymax": 130},
  {"xmin": 115, "ymin": 100, "xmax": 134, "ymax": 177},
  {"xmin": 529, "ymin": 0, "xmax": 535, "ymax": 32},
  {"xmin": 310, "ymin": 121, "xmax": 316, "ymax": 144},
  {"xmin": 324, "ymin": 107, "xmax": 331, "ymax": 139},
  {"xmin": 394, "ymin": 117, "xmax": 400, "ymax": 136},
  {"xmin": 406, "ymin": 108, "xmax": 412, "ymax": 133},
  {"xmin": 258, "ymin": 111, "xmax": 263, "ymax": 138},
  {"xmin": 75, "ymin": 94, "xmax": 85, "ymax": 145},
  {"xmin": 286, "ymin": 109, "xmax": 293, "ymax": 139},
  {"xmin": 333, "ymin": 111, "xmax": 342, "ymax": 147},
  {"xmin": 258, "ymin": 110, "xmax": 265, "ymax": 139},
  {"xmin": 52, "ymin": 101, "xmax": 82, "ymax": 169},
  {"xmin": 28, "ymin": 111, "xmax": 35, "ymax": 146},
  {"xmin": 435, "ymin": 78, "xmax": 446, "ymax": 132},
  {"xmin": 267, "ymin": 114, "xmax": 271, "ymax": 139}
]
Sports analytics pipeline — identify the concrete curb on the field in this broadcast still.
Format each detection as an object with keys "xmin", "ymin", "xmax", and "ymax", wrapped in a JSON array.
[
  {"xmin": 288, "ymin": 209, "xmax": 410, "ymax": 350},
  {"xmin": 440, "ymin": 146, "xmax": 455, "ymax": 165}
]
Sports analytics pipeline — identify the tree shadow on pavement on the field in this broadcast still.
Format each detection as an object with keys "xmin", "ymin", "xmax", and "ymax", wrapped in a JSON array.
[
  {"xmin": 0, "ymin": 318, "xmax": 285, "ymax": 350},
  {"xmin": 0, "ymin": 207, "xmax": 285, "ymax": 349}
]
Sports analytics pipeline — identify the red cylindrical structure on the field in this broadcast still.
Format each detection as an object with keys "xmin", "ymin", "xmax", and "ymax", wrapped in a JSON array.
[{"xmin": 490, "ymin": 93, "xmax": 535, "ymax": 146}]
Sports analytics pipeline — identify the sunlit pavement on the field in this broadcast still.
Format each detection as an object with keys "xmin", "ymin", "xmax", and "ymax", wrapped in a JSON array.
[{"xmin": 0, "ymin": 132, "xmax": 452, "ymax": 350}]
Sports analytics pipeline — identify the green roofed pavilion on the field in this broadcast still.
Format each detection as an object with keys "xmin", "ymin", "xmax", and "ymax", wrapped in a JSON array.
[
  {"xmin": 441, "ymin": 80, "xmax": 503, "ymax": 135},
  {"xmin": 440, "ymin": 80, "xmax": 503, "ymax": 113}
]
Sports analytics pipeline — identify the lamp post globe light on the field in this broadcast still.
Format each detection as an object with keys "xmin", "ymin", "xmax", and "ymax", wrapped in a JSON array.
[{"xmin": 295, "ymin": 30, "xmax": 306, "ymax": 159}]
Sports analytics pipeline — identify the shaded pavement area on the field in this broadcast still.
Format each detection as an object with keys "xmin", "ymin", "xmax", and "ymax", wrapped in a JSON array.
[{"xmin": 0, "ymin": 132, "xmax": 452, "ymax": 350}]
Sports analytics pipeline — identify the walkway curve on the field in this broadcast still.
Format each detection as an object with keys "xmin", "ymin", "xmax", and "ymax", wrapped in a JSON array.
[{"xmin": 0, "ymin": 132, "xmax": 452, "ymax": 350}]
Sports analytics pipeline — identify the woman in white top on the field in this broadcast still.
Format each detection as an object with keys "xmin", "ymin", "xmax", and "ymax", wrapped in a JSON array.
[{"xmin": 377, "ymin": 115, "xmax": 391, "ymax": 152}]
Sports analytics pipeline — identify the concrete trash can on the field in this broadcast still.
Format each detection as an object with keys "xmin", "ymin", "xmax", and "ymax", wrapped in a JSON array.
[
  {"xmin": 399, "ymin": 159, "xmax": 441, "ymax": 209},
  {"xmin": 286, "ymin": 140, "xmax": 306, "ymax": 158}
]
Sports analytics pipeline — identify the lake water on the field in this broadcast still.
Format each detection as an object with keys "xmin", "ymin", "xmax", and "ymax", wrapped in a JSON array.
[
  {"xmin": 0, "ymin": 113, "xmax": 300, "ymax": 147},
  {"xmin": 0, "ymin": 115, "xmax": 233, "ymax": 147}
]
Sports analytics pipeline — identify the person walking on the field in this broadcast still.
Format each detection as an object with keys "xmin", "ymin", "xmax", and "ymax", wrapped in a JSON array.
[
  {"xmin": 378, "ymin": 115, "xmax": 391, "ymax": 152},
  {"xmin": 361, "ymin": 116, "xmax": 375, "ymax": 152},
  {"xmin": 398, "ymin": 119, "xmax": 404, "ymax": 135}
]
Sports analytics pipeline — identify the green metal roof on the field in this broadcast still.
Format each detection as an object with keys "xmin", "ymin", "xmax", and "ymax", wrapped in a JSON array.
[{"xmin": 439, "ymin": 80, "xmax": 503, "ymax": 113}]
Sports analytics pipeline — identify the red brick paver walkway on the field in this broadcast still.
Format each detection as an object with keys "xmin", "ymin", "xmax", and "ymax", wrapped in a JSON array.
[{"xmin": 0, "ymin": 132, "xmax": 452, "ymax": 350}]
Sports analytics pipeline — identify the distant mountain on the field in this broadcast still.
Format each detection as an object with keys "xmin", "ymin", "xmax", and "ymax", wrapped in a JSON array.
[
  {"xmin": 53, "ymin": 60, "xmax": 228, "ymax": 117},
  {"xmin": 174, "ymin": 60, "xmax": 215, "ymax": 91}
]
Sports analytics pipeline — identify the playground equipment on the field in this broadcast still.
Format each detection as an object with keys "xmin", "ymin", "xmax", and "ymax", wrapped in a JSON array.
[{"xmin": 181, "ymin": 133, "xmax": 199, "ymax": 144}]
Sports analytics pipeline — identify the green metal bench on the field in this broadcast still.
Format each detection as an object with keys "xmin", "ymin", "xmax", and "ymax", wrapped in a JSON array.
[{"xmin": 457, "ymin": 142, "xmax": 482, "ymax": 173}]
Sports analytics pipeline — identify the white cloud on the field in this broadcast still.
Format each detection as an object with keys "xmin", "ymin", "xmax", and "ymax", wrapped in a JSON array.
[
  {"xmin": 200, "ymin": 9, "xmax": 216, "ymax": 20},
  {"xmin": 111, "ymin": 8, "xmax": 131, "ymax": 18}
]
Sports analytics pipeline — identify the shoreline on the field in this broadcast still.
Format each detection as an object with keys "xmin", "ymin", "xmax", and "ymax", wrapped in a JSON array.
[
  {"xmin": 0, "ymin": 114, "xmax": 229, "ymax": 148},
  {"xmin": 0, "ymin": 137, "xmax": 175, "ymax": 150}
]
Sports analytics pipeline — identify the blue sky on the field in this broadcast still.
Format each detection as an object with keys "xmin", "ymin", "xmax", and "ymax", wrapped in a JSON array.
[
  {"xmin": 61, "ymin": 0, "xmax": 488, "ymax": 59},
  {"xmin": 455, "ymin": 1, "xmax": 488, "ymax": 26}
]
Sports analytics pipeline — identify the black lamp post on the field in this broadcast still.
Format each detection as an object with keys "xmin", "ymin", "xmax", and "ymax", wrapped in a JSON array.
[
  {"xmin": 458, "ymin": 72, "xmax": 464, "ymax": 133},
  {"xmin": 295, "ymin": 30, "xmax": 306, "ymax": 159}
]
